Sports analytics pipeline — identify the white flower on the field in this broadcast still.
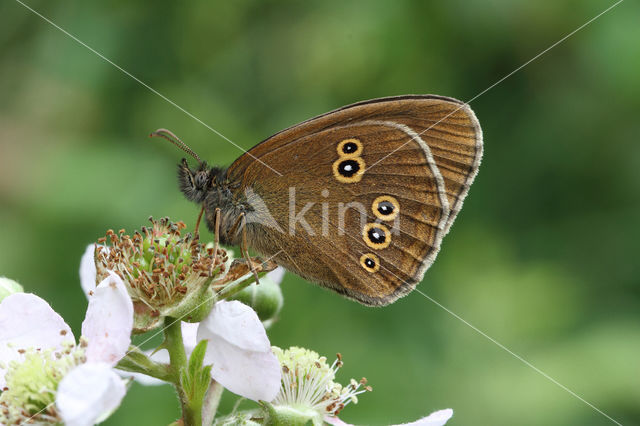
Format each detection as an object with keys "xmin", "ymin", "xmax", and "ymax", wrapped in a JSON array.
[
  {"xmin": 324, "ymin": 408, "xmax": 454, "ymax": 426},
  {"xmin": 197, "ymin": 300, "xmax": 282, "ymax": 402},
  {"xmin": 56, "ymin": 363, "xmax": 127, "ymax": 426},
  {"xmin": 265, "ymin": 347, "xmax": 451, "ymax": 426},
  {"xmin": 117, "ymin": 302, "xmax": 282, "ymax": 401},
  {"xmin": 81, "ymin": 243, "xmax": 283, "ymax": 401},
  {"xmin": 265, "ymin": 347, "xmax": 371, "ymax": 425},
  {"xmin": 0, "ymin": 273, "xmax": 133, "ymax": 426}
]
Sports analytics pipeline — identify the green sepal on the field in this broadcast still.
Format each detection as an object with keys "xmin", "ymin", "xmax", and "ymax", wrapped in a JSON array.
[
  {"xmin": 212, "ymin": 409, "xmax": 262, "ymax": 425},
  {"xmin": 259, "ymin": 401, "xmax": 317, "ymax": 426},
  {"xmin": 164, "ymin": 277, "xmax": 216, "ymax": 323},
  {"xmin": 115, "ymin": 345, "xmax": 172, "ymax": 382},
  {"xmin": 131, "ymin": 302, "xmax": 164, "ymax": 334}
]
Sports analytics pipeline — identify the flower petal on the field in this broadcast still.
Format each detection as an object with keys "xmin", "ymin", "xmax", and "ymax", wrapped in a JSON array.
[
  {"xmin": 82, "ymin": 272, "xmax": 133, "ymax": 365},
  {"xmin": 79, "ymin": 244, "xmax": 97, "ymax": 297},
  {"xmin": 181, "ymin": 321, "xmax": 199, "ymax": 356},
  {"xmin": 201, "ymin": 300, "xmax": 271, "ymax": 352},
  {"xmin": 0, "ymin": 293, "xmax": 73, "ymax": 387},
  {"xmin": 325, "ymin": 409, "xmax": 453, "ymax": 426},
  {"xmin": 398, "ymin": 409, "xmax": 454, "ymax": 426},
  {"xmin": 205, "ymin": 343, "xmax": 281, "ymax": 402},
  {"xmin": 197, "ymin": 300, "xmax": 281, "ymax": 401},
  {"xmin": 324, "ymin": 415, "xmax": 351, "ymax": 425},
  {"xmin": 57, "ymin": 362, "xmax": 126, "ymax": 426}
]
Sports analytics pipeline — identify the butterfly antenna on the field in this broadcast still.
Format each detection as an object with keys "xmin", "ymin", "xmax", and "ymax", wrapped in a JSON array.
[{"xmin": 150, "ymin": 128, "xmax": 202, "ymax": 164}]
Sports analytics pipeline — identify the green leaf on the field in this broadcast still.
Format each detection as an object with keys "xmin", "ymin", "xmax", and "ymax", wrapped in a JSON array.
[
  {"xmin": 181, "ymin": 339, "xmax": 212, "ymax": 409},
  {"xmin": 189, "ymin": 340, "xmax": 208, "ymax": 378}
]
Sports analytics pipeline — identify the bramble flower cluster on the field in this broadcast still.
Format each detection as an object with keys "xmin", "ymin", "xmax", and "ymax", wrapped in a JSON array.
[
  {"xmin": 0, "ymin": 272, "xmax": 132, "ymax": 426},
  {"xmin": 0, "ymin": 216, "xmax": 452, "ymax": 425}
]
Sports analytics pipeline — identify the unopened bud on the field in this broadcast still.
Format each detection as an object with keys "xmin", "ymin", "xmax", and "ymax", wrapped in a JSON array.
[{"xmin": 230, "ymin": 276, "xmax": 283, "ymax": 322}]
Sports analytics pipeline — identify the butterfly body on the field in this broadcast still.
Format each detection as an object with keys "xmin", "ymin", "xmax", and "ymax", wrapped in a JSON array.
[{"xmin": 177, "ymin": 95, "xmax": 482, "ymax": 306}]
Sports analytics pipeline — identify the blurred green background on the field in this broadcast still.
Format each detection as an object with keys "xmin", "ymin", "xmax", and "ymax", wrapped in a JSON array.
[{"xmin": 1, "ymin": 0, "xmax": 638, "ymax": 424}]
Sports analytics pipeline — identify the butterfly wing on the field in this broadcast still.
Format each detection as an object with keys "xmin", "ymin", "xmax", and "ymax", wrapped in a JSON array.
[{"xmin": 228, "ymin": 95, "xmax": 482, "ymax": 305}]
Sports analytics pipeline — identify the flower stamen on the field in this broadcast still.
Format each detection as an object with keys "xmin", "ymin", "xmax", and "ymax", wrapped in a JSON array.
[
  {"xmin": 271, "ymin": 346, "xmax": 372, "ymax": 422},
  {"xmin": 0, "ymin": 342, "xmax": 86, "ymax": 425}
]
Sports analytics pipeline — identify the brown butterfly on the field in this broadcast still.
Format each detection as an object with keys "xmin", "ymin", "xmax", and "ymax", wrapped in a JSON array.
[{"xmin": 153, "ymin": 95, "xmax": 483, "ymax": 306}]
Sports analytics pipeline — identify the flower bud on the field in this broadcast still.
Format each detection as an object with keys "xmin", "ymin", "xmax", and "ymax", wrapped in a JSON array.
[
  {"xmin": 229, "ymin": 275, "xmax": 283, "ymax": 322},
  {"xmin": 0, "ymin": 277, "xmax": 23, "ymax": 302}
]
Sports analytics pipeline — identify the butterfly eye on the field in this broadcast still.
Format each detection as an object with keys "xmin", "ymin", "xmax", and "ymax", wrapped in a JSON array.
[
  {"xmin": 332, "ymin": 157, "xmax": 366, "ymax": 183},
  {"xmin": 360, "ymin": 253, "xmax": 380, "ymax": 273},
  {"xmin": 337, "ymin": 138, "xmax": 363, "ymax": 157},
  {"xmin": 195, "ymin": 172, "xmax": 208, "ymax": 188},
  {"xmin": 362, "ymin": 223, "xmax": 391, "ymax": 249},
  {"xmin": 372, "ymin": 196, "xmax": 400, "ymax": 221}
]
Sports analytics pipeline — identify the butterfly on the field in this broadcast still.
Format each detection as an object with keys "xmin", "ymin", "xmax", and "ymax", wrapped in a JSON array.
[{"xmin": 154, "ymin": 95, "xmax": 482, "ymax": 306}]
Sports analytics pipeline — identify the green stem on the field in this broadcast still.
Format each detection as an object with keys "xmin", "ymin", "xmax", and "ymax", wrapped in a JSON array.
[
  {"xmin": 115, "ymin": 346, "xmax": 172, "ymax": 382},
  {"xmin": 165, "ymin": 317, "xmax": 201, "ymax": 426},
  {"xmin": 202, "ymin": 380, "xmax": 224, "ymax": 426}
]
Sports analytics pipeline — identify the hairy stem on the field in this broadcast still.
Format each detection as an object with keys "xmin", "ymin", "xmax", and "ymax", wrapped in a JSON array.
[{"xmin": 165, "ymin": 317, "xmax": 201, "ymax": 426}]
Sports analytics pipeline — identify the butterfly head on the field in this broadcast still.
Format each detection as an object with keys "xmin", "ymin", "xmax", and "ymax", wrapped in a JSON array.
[{"xmin": 178, "ymin": 159, "xmax": 227, "ymax": 204}]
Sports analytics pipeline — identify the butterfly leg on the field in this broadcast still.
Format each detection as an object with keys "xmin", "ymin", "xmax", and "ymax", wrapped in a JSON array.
[
  {"xmin": 194, "ymin": 205, "xmax": 205, "ymax": 239},
  {"xmin": 208, "ymin": 207, "xmax": 221, "ymax": 277},
  {"xmin": 239, "ymin": 213, "xmax": 261, "ymax": 285},
  {"xmin": 225, "ymin": 213, "xmax": 260, "ymax": 284}
]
